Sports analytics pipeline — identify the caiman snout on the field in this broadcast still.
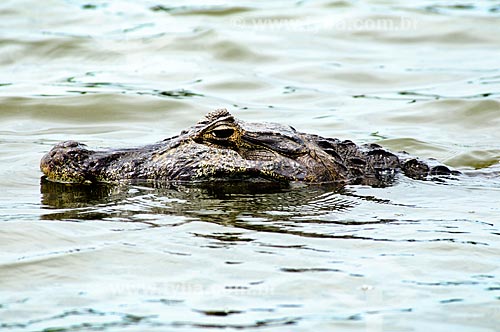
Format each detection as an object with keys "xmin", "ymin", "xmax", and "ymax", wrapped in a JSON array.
[{"xmin": 40, "ymin": 141, "xmax": 93, "ymax": 183}]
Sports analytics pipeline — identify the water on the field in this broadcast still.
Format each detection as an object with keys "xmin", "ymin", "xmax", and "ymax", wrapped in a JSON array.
[{"xmin": 1, "ymin": 0, "xmax": 500, "ymax": 331}]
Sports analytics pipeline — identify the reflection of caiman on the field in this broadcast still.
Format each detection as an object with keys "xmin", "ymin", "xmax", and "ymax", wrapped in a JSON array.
[{"xmin": 40, "ymin": 108, "xmax": 457, "ymax": 187}]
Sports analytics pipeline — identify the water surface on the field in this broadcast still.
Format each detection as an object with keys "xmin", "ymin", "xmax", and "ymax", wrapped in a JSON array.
[{"xmin": 1, "ymin": 1, "xmax": 499, "ymax": 331}]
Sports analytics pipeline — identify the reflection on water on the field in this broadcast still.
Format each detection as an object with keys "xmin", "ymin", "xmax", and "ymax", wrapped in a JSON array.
[
  {"xmin": 40, "ymin": 178, "xmax": 369, "ymax": 232},
  {"xmin": 1, "ymin": 0, "xmax": 500, "ymax": 331}
]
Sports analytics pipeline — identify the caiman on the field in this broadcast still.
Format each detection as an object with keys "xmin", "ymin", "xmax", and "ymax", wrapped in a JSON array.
[{"xmin": 40, "ymin": 108, "xmax": 458, "ymax": 186}]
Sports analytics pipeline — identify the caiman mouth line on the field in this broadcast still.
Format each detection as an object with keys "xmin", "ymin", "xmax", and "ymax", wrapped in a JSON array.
[{"xmin": 40, "ymin": 108, "xmax": 458, "ymax": 186}]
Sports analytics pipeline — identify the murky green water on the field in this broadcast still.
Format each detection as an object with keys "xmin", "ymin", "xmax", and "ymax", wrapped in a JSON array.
[{"xmin": 1, "ymin": 0, "xmax": 500, "ymax": 331}]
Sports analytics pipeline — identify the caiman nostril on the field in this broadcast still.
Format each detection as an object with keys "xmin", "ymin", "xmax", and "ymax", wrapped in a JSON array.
[{"xmin": 64, "ymin": 141, "xmax": 80, "ymax": 148}]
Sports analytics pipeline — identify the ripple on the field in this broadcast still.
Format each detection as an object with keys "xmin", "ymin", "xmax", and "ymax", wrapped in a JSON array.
[
  {"xmin": 2, "ymin": 1, "xmax": 500, "ymax": 331},
  {"xmin": 150, "ymin": 5, "xmax": 254, "ymax": 16},
  {"xmin": 280, "ymin": 267, "xmax": 342, "ymax": 273}
]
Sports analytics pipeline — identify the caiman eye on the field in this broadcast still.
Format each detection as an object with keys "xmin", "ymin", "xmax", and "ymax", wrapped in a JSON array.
[{"xmin": 211, "ymin": 127, "xmax": 234, "ymax": 139}]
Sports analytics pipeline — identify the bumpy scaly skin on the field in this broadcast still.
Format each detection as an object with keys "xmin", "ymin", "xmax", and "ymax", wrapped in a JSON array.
[{"xmin": 40, "ymin": 109, "xmax": 455, "ymax": 186}]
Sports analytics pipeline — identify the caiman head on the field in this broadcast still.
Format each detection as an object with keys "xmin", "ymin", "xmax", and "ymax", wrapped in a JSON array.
[{"xmin": 41, "ymin": 109, "xmax": 349, "ymax": 184}]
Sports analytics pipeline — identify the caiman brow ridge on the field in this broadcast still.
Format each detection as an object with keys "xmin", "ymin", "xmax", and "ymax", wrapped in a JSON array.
[{"xmin": 40, "ymin": 108, "xmax": 458, "ymax": 186}]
